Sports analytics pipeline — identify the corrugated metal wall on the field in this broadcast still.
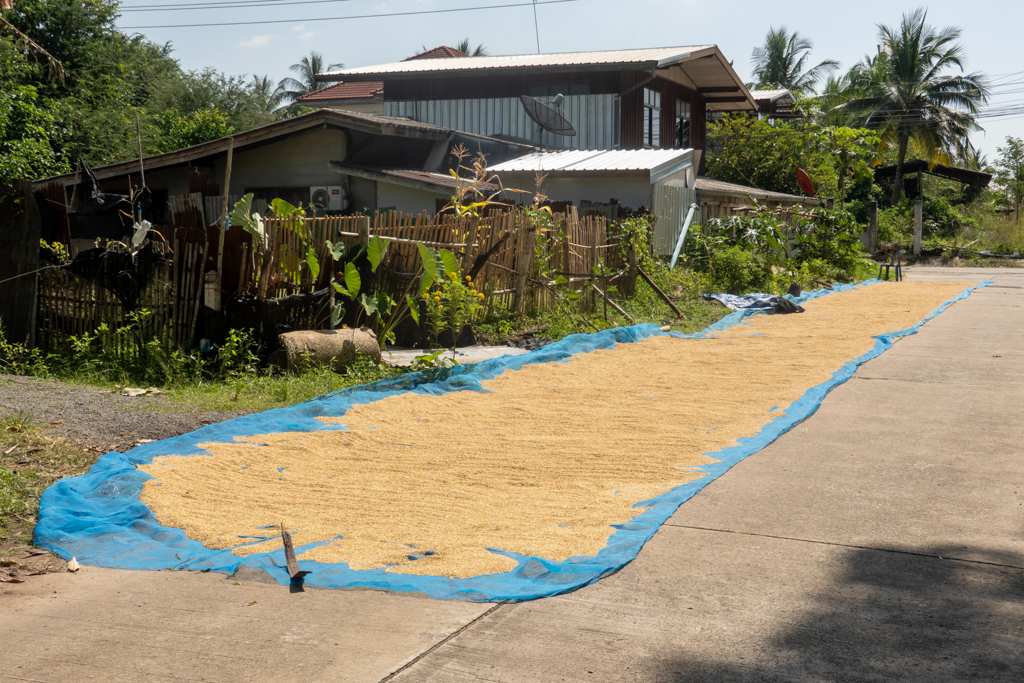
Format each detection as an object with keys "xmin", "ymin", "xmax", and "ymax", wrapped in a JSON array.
[
  {"xmin": 385, "ymin": 94, "xmax": 618, "ymax": 150},
  {"xmin": 652, "ymin": 183, "xmax": 698, "ymax": 256}
]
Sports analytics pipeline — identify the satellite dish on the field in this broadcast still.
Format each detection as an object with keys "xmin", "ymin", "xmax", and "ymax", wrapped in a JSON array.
[
  {"xmin": 519, "ymin": 94, "xmax": 576, "ymax": 137},
  {"xmin": 796, "ymin": 168, "xmax": 816, "ymax": 196}
]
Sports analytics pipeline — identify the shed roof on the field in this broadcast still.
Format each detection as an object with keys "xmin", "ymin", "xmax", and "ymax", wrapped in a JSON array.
[
  {"xmin": 490, "ymin": 148, "xmax": 693, "ymax": 184},
  {"xmin": 35, "ymin": 109, "xmax": 452, "ymax": 186},
  {"xmin": 749, "ymin": 88, "xmax": 794, "ymax": 103},
  {"xmin": 319, "ymin": 45, "xmax": 756, "ymax": 112},
  {"xmin": 329, "ymin": 162, "xmax": 498, "ymax": 194},
  {"xmin": 694, "ymin": 177, "xmax": 821, "ymax": 205},
  {"xmin": 873, "ymin": 159, "xmax": 993, "ymax": 188}
]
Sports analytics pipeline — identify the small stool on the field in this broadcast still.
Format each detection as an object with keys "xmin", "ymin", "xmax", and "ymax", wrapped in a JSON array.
[{"xmin": 878, "ymin": 250, "xmax": 903, "ymax": 282}]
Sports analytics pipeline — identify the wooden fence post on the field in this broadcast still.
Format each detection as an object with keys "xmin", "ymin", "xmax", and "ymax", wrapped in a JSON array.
[
  {"xmin": 357, "ymin": 216, "xmax": 370, "ymax": 247},
  {"xmin": 512, "ymin": 226, "xmax": 536, "ymax": 316},
  {"xmin": 913, "ymin": 199, "xmax": 923, "ymax": 256},
  {"xmin": 624, "ymin": 230, "xmax": 638, "ymax": 297}
]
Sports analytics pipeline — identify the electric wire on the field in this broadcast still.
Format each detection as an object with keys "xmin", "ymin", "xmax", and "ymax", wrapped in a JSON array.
[{"xmin": 119, "ymin": 0, "xmax": 576, "ymax": 29}]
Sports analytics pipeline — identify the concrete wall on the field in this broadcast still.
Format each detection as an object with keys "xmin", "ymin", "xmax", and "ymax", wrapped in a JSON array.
[
  {"xmin": 497, "ymin": 175, "xmax": 653, "ymax": 211},
  {"xmin": 101, "ymin": 128, "xmax": 349, "ymax": 203},
  {"xmin": 376, "ymin": 182, "xmax": 447, "ymax": 215},
  {"xmin": 215, "ymin": 128, "xmax": 347, "ymax": 195}
]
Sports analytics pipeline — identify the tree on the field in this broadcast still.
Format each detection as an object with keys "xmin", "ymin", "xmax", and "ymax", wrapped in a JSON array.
[
  {"xmin": 157, "ymin": 109, "xmax": 233, "ymax": 152},
  {"xmin": 251, "ymin": 74, "xmax": 284, "ymax": 114},
  {"xmin": 994, "ymin": 137, "xmax": 1024, "ymax": 223},
  {"xmin": 455, "ymin": 38, "xmax": 487, "ymax": 57},
  {"xmin": 835, "ymin": 9, "xmax": 989, "ymax": 204},
  {"xmin": 706, "ymin": 116, "xmax": 877, "ymax": 209},
  {"xmin": 275, "ymin": 51, "xmax": 343, "ymax": 109},
  {"xmin": 749, "ymin": 27, "xmax": 838, "ymax": 97}
]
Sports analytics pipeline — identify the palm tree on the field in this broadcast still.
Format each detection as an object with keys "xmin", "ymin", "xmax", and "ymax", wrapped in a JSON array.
[
  {"xmin": 836, "ymin": 9, "xmax": 989, "ymax": 203},
  {"xmin": 275, "ymin": 51, "xmax": 343, "ymax": 109},
  {"xmin": 455, "ymin": 38, "xmax": 488, "ymax": 57},
  {"xmin": 749, "ymin": 27, "xmax": 838, "ymax": 97},
  {"xmin": 251, "ymin": 74, "xmax": 284, "ymax": 114}
]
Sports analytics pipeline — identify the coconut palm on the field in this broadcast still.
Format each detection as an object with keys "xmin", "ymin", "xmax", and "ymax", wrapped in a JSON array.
[
  {"xmin": 749, "ymin": 27, "xmax": 838, "ymax": 97},
  {"xmin": 275, "ymin": 51, "xmax": 343, "ymax": 109},
  {"xmin": 835, "ymin": 9, "xmax": 990, "ymax": 203},
  {"xmin": 455, "ymin": 38, "xmax": 488, "ymax": 57},
  {"xmin": 251, "ymin": 74, "xmax": 284, "ymax": 114}
]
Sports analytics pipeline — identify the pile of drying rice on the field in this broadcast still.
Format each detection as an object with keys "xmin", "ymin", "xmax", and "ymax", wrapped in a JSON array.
[{"xmin": 139, "ymin": 281, "xmax": 971, "ymax": 578}]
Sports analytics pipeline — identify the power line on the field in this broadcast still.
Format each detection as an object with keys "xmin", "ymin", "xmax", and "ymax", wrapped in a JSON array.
[
  {"xmin": 121, "ymin": 0, "xmax": 359, "ymax": 12},
  {"xmin": 119, "ymin": 0, "xmax": 577, "ymax": 29}
]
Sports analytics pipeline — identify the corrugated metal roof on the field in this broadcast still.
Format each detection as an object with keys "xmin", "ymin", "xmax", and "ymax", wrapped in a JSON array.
[
  {"xmin": 491, "ymin": 149, "xmax": 690, "ymax": 173},
  {"xmin": 321, "ymin": 45, "xmax": 716, "ymax": 79},
  {"xmin": 694, "ymin": 177, "xmax": 821, "ymax": 204},
  {"xmin": 749, "ymin": 88, "xmax": 794, "ymax": 103}
]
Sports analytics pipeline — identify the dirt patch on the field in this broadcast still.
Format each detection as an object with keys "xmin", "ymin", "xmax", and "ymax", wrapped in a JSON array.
[
  {"xmin": 0, "ymin": 375, "xmax": 251, "ymax": 453},
  {"xmin": 0, "ymin": 375, "xmax": 250, "ymax": 586}
]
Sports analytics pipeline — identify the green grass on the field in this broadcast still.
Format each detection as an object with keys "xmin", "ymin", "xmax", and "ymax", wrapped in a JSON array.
[
  {"xmin": 154, "ymin": 359, "xmax": 407, "ymax": 414},
  {"xmin": 0, "ymin": 411, "xmax": 97, "ymax": 547}
]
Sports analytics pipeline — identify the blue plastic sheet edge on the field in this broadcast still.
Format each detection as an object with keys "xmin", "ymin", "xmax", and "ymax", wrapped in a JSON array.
[{"xmin": 34, "ymin": 279, "xmax": 992, "ymax": 602}]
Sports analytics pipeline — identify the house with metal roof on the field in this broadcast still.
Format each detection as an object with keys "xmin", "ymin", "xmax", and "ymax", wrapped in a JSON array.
[
  {"xmin": 316, "ymin": 45, "xmax": 756, "ymax": 171},
  {"xmin": 294, "ymin": 46, "xmax": 471, "ymax": 115},
  {"xmin": 34, "ymin": 109, "xmax": 535, "ymax": 248}
]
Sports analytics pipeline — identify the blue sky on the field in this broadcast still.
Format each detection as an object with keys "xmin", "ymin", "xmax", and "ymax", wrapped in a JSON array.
[{"xmin": 117, "ymin": 0, "xmax": 1023, "ymax": 157}]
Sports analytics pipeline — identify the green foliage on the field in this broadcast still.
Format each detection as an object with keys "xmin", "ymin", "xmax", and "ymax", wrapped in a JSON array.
[
  {"xmin": 156, "ymin": 108, "xmax": 233, "ymax": 152},
  {"xmin": 0, "ymin": 0, "xmax": 282, "ymax": 174},
  {"xmin": 690, "ymin": 204, "xmax": 868, "ymax": 288},
  {"xmin": 709, "ymin": 246, "xmax": 774, "ymax": 294},
  {"xmin": 706, "ymin": 116, "xmax": 877, "ymax": 204},
  {"xmin": 994, "ymin": 136, "xmax": 1024, "ymax": 218},
  {"xmin": 422, "ymin": 269, "xmax": 484, "ymax": 351}
]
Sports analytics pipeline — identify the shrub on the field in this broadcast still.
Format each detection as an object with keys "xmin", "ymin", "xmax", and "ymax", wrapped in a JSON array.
[{"xmin": 709, "ymin": 246, "xmax": 773, "ymax": 294}]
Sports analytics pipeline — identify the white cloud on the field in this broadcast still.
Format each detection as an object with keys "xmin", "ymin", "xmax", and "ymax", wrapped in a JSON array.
[{"xmin": 239, "ymin": 34, "xmax": 274, "ymax": 49}]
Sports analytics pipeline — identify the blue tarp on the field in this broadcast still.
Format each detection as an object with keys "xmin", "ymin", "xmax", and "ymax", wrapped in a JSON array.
[{"xmin": 34, "ymin": 280, "xmax": 991, "ymax": 601}]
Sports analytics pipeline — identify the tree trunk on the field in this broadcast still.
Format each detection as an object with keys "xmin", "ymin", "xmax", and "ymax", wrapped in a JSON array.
[{"xmin": 891, "ymin": 135, "xmax": 909, "ymax": 205}]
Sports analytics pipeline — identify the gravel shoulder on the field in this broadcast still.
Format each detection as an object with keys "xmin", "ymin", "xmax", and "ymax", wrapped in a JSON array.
[{"xmin": 0, "ymin": 375, "xmax": 252, "ymax": 453}]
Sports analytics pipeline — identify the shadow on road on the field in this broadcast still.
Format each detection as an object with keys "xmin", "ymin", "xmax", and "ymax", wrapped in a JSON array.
[{"xmin": 658, "ymin": 544, "xmax": 1024, "ymax": 682}]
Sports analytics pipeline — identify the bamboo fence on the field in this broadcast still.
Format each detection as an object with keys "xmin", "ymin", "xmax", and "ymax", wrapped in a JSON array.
[{"xmin": 36, "ymin": 208, "xmax": 620, "ymax": 351}]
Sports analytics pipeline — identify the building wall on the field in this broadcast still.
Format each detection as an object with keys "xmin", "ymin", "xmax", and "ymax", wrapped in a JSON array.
[
  {"xmin": 375, "ymin": 182, "xmax": 448, "ymax": 215},
  {"xmin": 497, "ymin": 175, "xmax": 652, "ymax": 210},
  {"xmin": 385, "ymin": 95, "xmax": 617, "ymax": 151},
  {"xmin": 98, "ymin": 127, "xmax": 350, "ymax": 208},
  {"xmin": 386, "ymin": 72, "xmax": 623, "ymax": 100},
  {"xmin": 619, "ymin": 72, "xmax": 706, "ymax": 158}
]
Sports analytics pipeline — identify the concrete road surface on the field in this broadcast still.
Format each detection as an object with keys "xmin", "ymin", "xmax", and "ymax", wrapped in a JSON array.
[{"xmin": 2, "ymin": 267, "xmax": 1021, "ymax": 683}]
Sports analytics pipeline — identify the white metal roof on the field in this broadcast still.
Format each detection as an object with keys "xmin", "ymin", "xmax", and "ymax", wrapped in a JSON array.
[
  {"xmin": 749, "ymin": 88, "xmax": 794, "ymax": 103},
  {"xmin": 490, "ymin": 149, "xmax": 693, "ymax": 184},
  {"xmin": 322, "ymin": 46, "xmax": 717, "ymax": 79}
]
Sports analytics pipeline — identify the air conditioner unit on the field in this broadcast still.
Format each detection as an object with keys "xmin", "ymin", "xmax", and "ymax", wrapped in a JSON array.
[{"xmin": 310, "ymin": 185, "xmax": 347, "ymax": 211}]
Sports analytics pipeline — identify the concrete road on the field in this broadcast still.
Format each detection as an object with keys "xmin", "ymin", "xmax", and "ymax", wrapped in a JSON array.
[{"xmin": 2, "ymin": 267, "xmax": 1021, "ymax": 682}]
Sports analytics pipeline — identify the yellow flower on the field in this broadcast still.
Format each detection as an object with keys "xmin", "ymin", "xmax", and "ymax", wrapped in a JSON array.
[
  {"xmin": 438, "ymin": 305, "xmax": 444, "ymax": 310},
  {"xmin": 465, "ymin": 275, "xmax": 472, "ymax": 281},
  {"xmin": 433, "ymin": 296, "xmax": 441, "ymax": 302},
  {"xmin": 470, "ymin": 289, "xmax": 477, "ymax": 295},
  {"xmin": 478, "ymin": 293, "xmax": 485, "ymax": 300}
]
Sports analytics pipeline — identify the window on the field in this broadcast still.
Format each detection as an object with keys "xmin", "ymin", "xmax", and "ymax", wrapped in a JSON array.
[
  {"xmin": 643, "ymin": 88, "xmax": 661, "ymax": 148},
  {"xmin": 675, "ymin": 99, "xmax": 691, "ymax": 148}
]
